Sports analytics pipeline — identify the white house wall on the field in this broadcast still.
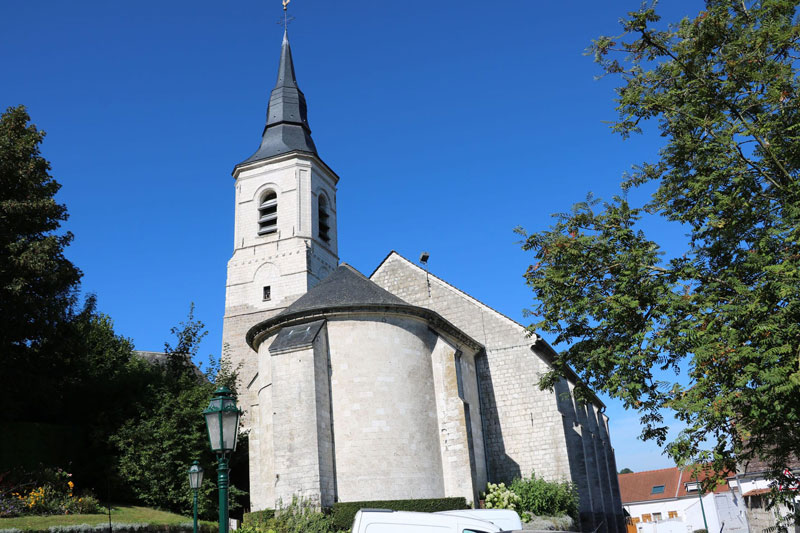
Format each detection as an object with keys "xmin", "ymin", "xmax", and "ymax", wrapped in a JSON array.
[{"xmin": 625, "ymin": 492, "xmax": 747, "ymax": 533}]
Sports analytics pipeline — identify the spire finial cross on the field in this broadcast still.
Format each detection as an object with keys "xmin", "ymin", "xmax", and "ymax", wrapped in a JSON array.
[{"xmin": 278, "ymin": 0, "xmax": 295, "ymax": 32}]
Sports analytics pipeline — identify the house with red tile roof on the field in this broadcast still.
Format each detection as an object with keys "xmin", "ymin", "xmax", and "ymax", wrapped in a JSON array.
[{"xmin": 618, "ymin": 467, "xmax": 747, "ymax": 533}]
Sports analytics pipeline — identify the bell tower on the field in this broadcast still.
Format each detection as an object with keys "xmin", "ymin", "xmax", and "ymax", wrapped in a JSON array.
[{"xmin": 222, "ymin": 29, "xmax": 339, "ymax": 420}]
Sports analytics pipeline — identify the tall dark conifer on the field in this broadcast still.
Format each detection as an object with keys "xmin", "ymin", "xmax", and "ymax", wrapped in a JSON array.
[{"xmin": 0, "ymin": 105, "xmax": 82, "ymax": 420}]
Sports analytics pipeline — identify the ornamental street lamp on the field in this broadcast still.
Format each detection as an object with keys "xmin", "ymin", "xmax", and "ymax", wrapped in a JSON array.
[
  {"xmin": 203, "ymin": 386, "xmax": 241, "ymax": 533},
  {"xmin": 188, "ymin": 461, "xmax": 204, "ymax": 533}
]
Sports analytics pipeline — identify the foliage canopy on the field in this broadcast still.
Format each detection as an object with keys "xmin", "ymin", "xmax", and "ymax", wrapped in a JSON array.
[
  {"xmin": 0, "ymin": 105, "xmax": 83, "ymax": 419},
  {"xmin": 111, "ymin": 308, "xmax": 246, "ymax": 520},
  {"xmin": 517, "ymin": 0, "xmax": 800, "ymax": 502},
  {"xmin": 0, "ymin": 107, "xmax": 247, "ymax": 516}
]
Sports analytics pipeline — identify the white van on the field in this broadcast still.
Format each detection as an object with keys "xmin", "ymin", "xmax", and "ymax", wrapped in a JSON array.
[
  {"xmin": 351, "ymin": 509, "xmax": 506, "ymax": 533},
  {"xmin": 436, "ymin": 510, "xmax": 523, "ymax": 531}
]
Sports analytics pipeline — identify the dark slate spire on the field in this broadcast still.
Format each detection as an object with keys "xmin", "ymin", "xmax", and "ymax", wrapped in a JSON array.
[{"xmin": 238, "ymin": 30, "xmax": 317, "ymax": 167}]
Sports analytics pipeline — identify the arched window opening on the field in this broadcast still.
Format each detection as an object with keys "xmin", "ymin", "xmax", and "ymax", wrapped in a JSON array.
[
  {"xmin": 318, "ymin": 195, "xmax": 330, "ymax": 243},
  {"xmin": 258, "ymin": 191, "xmax": 278, "ymax": 235}
]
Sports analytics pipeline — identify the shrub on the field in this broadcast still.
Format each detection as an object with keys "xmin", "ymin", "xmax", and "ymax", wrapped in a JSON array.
[
  {"xmin": 241, "ymin": 497, "xmax": 333, "ymax": 533},
  {"xmin": 510, "ymin": 472, "xmax": 579, "ymax": 519},
  {"xmin": 330, "ymin": 497, "xmax": 468, "ymax": 531},
  {"xmin": 242, "ymin": 509, "xmax": 275, "ymax": 528},
  {"xmin": 71, "ymin": 496, "xmax": 101, "ymax": 515},
  {"xmin": 524, "ymin": 515, "xmax": 576, "ymax": 531},
  {"xmin": 484, "ymin": 482, "xmax": 521, "ymax": 512}
]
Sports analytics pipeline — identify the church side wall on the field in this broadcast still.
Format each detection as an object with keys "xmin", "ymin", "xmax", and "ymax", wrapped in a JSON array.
[
  {"xmin": 555, "ymin": 379, "xmax": 597, "ymax": 533},
  {"xmin": 578, "ymin": 402, "xmax": 608, "ymax": 533},
  {"xmin": 430, "ymin": 337, "xmax": 483, "ymax": 504},
  {"xmin": 371, "ymin": 256, "xmax": 572, "ymax": 485},
  {"xmin": 596, "ymin": 412, "xmax": 624, "ymax": 533},
  {"xmin": 371, "ymin": 253, "xmax": 626, "ymax": 527},
  {"xmin": 458, "ymin": 349, "xmax": 488, "ymax": 495}
]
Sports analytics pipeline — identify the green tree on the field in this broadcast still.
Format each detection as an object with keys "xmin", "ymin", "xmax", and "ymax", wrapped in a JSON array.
[
  {"xmin": 0, "ymin": 106, "xmax": 150, "ymax": 493},
  {"xmin": 517, "ymin": 0, "xmax": 800, "ymax": 508},
  {"xmin": 619, "ymin": 468, "xmax": 634, "ymax": 475},
  {"xmin": 0, "ymin": 105, "xmax": 82, "ymax": 419},
  {"xmin": 112, "ymin": 307, "xmax": 246, "ymax": 519},
  {"xmin": 57, "ymin": 298, "xmax": 156, "ymax": 494}
]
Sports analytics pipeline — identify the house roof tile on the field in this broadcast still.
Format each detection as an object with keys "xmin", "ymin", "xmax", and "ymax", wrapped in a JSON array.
[{"xmin": 619, "ymin": 466, "xmax": 731, "ymax": 504}]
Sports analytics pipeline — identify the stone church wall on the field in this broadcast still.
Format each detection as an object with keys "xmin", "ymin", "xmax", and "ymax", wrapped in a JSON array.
[
  {"xmin": 325, "ymin": 316, "xmax": 447, "ymax": 502},
  {"xmin": 371, "ymin": 253, "xmax": 624, "ymax": 533},
  {"xmin": 371, "ymin": 254, "xmax": 572, "ymax": 482},
  {"xmin": 224, "ymin": 155, "xmax": 339, "ymax": 434},
  {"xmin": 429, "ymin": 335, "xmax": 485, "ymax": 504}
]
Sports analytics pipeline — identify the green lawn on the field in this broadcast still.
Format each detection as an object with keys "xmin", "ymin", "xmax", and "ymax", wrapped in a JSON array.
[{"xmin": 0, "ymin": 505, "xmax": 216, "ymax": 530}]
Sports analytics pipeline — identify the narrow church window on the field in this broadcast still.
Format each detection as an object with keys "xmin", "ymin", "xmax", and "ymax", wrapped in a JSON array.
[
  {"xmin": 258, "ymin": 191, "xmax": 278, "ymax": 235},
  {"xmin": 318, "ymin": 194, "xmax": 330, "ymax": 243},
  {"xmin": 263, "ymin": 286, "xmax": 271, "ymax": 301}
]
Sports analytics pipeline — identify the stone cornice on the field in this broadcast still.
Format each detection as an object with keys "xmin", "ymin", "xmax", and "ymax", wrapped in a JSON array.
[
  {"xmin": 232, "ymin": 150, "xmax": 340, "ymax": 184},
  {"xmin": 247, "ymin": 302, "xmax": 483, "ymax": 353}
]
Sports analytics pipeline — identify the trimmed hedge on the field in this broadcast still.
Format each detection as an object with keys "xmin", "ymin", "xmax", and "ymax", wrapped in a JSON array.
[
  {"xmin": 330, "ymin": 497, "xmax": 469, "ymax": 531},
  {"xmin": 0, "ymin": 523, "xmax": 217, "ymax": 533},
  {"xmin": 241, "ymin": 510, "xmax": 275, "ymax": 527}
]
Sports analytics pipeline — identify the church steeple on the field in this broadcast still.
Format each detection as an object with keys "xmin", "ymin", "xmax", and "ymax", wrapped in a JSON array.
[{"xmin": 238, "ymin": 30, "xmax": 317, "ymax": 167}]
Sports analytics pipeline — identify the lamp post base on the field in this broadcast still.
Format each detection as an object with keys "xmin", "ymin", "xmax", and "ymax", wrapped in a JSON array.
[
  {"xmin": 217, "ymin": 456, "xmax": 230, "ymax": 533},
  {"xmin": 193, "ymin": 491, "xmax": 198, "ymax": 533}
]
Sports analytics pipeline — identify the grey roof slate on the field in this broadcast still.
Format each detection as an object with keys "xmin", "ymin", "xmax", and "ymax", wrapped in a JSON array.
[
  {"xmin": 268, "ymin": 319, "xmax": 326, "ymax": 354},
  {"xmin": 278, "ymin": 264, "xmax": 409, "ymax": 317},
  {"xmin": 246, "ymin": 263, "xmax": 483, "ymax": 351},
  {"xmin": 237, "ymin": 30, "xmax": 317, "ymax": 167}
]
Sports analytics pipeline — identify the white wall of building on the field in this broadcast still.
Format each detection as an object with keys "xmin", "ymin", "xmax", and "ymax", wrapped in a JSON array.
[{"xmin": 625, "ymin": 492, "xmax": 747, "ymax": 533}]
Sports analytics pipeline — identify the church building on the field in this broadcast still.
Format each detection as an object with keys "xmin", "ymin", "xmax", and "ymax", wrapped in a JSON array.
[{"xmin": 222, "ymin": 30, "xmax": 624, "ymax": 533}]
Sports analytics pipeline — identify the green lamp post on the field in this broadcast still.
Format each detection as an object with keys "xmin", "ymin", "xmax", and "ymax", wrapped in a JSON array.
[
  {"xmin": 188, "ymin": 461, "xmax": 204, "ymax": 533},
  {"xmin": 203, "ymin": 387, "xmax": 241, "ymax": 533}
]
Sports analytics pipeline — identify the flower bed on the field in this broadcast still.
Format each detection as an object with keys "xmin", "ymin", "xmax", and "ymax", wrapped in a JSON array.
[{"xmin": 0, "ymin": 469, "xmax": 101, "ymax": 518}]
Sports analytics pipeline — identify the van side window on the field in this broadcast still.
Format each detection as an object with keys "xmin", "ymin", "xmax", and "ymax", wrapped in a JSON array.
[{"xmin": 463, "ymin": 530, "xmax": 491, "ymax": 533}]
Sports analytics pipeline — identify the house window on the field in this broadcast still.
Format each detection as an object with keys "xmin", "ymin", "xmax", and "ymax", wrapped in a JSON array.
[
  {"xmin": 632, "ymin": 518, "xmax": 641, "ymax": 524},
  {"xmin": 652, "ymin": 513, "xmax": 662, "ymax": 522},
  {"xmin": 258, "ymin": 191, "xmax": 278, "ymax": 235},
  {"xmin": 642, "ymin": 514, "xmax": 652, "ymax": 523},
  {"xmin": 668, "ymin": 511, "xmax": 678, "ymax": 519},
  {"xmin": 318, "ymin": 194, "xmax": 330, "ymax": 243},
  {"xmin": 685, "ymin": 482, "xmax": 699, "ymax": 492},
  {"xmin": 651, "ymin": 485, "xmax": 665, "ymax": 494},
  {"xmin": 262, "ymin": 286, "xmax": 271, "ymax": 301}
]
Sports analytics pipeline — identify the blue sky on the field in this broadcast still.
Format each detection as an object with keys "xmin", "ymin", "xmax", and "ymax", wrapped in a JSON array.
[{"xmin": 2, "ymin": 0, "xmax": 704, "ymax": 473}]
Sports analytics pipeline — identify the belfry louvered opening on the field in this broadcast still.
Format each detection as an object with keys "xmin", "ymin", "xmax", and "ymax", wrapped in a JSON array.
[
  {"xmin": 258, "ymin": 191, "xmax": 278, "ymax": 235},
  {"xmin": 318, "ymin": 194, "xmax": 330, "ymax": 243}
]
